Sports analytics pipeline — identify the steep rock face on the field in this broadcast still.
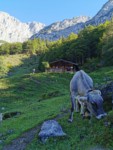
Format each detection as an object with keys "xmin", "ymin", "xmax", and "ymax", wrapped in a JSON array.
[
  {"xmin": 33, "ymin": 23, "xmax": 85, "ymax": 41},
  {"xmin": 86, "ymin": 0, "xmax": 113, "ymax": 26},
  {"xmin": 31, "ymin": 0, "xmax": 113, "ymax": 41},
  {"xmin": 40, "ymin": 16, "xmax": 90, "ymax": 33},
  {"xmin": 0, "ymin": 12, "xmax": 45, "ymax": 42},
  {"xmin": 31, "ymin": 16, "xmax": 90, "ymax": 40}
]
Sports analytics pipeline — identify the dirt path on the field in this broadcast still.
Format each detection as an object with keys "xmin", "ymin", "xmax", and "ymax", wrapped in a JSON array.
[
  {"xmin": 3, "ymin": 125, "xmax": 40, "ymax": 150},
  {"xmin": 3, "ymin": 111, "xmax": 69, "ymax": 150}
]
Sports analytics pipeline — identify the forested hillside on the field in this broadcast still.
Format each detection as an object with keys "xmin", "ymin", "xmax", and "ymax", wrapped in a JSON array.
[{"xmin": 0, "ymin": 19, "xmax": 113, "ymax": 70}]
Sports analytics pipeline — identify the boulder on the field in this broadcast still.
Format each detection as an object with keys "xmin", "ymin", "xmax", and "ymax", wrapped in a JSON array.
[{"xmin": 38, "ymin": 120, "xmax": 66, "ymax": 142}]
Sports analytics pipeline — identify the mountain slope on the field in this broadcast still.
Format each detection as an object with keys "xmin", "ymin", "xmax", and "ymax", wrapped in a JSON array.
[
  {"xmin": 31, "ymin": 0, "xmax": 113, "ymax": 41},
  {"xmin": 0, "ymin": 11, "xmax": 45, "ymax": 43},
  {"xmin": 86, "ymin": 0, "xmax": 113, "ymax": 25},
  {"xmin": 31, "ymin": 16, "xmax": 89, "ymax": 40}
]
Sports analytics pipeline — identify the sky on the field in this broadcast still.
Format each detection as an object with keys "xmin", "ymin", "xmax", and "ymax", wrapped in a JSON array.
[{"xmin": 0, "ymin": 0, "xmax": 108, "ymax": 25}]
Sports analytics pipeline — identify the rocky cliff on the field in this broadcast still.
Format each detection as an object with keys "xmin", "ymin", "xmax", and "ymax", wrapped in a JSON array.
[
  {"xmin": 31, "ymin": 16, "xmax": 89, "ymax": 41},
  {"xmin": 0, "ymin": 11, "xmax": 45, "ymax": 42}
]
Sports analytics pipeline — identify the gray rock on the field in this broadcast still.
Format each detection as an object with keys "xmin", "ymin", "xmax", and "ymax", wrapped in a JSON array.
[
  {"xmin": 0, "ymin": 140, "xmax": 3, "ymax": 144},
  {"xmin": 39, "ymin": 120, "xmax": 66, "ymax": 142},
  {"xmin": 0, "ymin": 133, "xmax": 3, "ymax": 137},
  {"xmin": 1, "ymin": 107, "xmax": 5, "ymax": 110},
  {"xmin": 7, "ymin": 129, "xmax": 14, "ymax": 134},
  {"xmin": 100, "ymin": 82, "xmax": 113, "ymax": 97},
  {"xmin": 0, "ymin": 11, "xmax": 45, "ymax": 43},
  {"xmin": 31, "ymin": 16, "xmax": 89, "ymax": 41}
]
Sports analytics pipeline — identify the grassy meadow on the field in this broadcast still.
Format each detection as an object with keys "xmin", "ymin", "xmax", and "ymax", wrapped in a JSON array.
[{"xmin": 0, "ymin": 54, "xmax": 113, "ymax": 150}]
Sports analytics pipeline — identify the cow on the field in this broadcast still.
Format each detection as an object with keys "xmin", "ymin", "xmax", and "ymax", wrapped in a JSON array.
[{"xmin": 68, "ymin": 67, "xmax": 107, "ymax": 122}]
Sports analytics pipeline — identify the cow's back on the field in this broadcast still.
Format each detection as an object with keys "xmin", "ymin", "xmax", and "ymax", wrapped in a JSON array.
[{"xmin": 70, "ymin": 70, "xmax": 93, "ymax": 96}]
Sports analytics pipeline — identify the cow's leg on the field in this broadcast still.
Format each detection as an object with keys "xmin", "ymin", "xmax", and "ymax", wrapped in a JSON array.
[
  {"xmin": 68, "ymin": 93, "xmax": 76, "ymax": 122},
  {"xmin": 75, "ymin": 96, "xmax": 80, "ymax": 112},
  {"xmin": 80, "ymin": 102, "xmax": 84, "ymax": 115},
  {"xmin": 88, "ymin": 112, "xmax": 93, "ymax": 124}
]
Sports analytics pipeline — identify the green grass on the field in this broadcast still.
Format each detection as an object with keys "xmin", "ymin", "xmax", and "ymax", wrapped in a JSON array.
[
  {"xmin": 90, "ymin": 66, "xmax": 113, "ymax": 85},
  {"xmin": 0, "ymin": 55, "xmax": 72, "ymax": 149},
  {"xmin": 26, "ymin": 114, "xmax": 113, "ymax": 150},
  {"xmin": 0, "ymin": 54, "xmax": 113, "ymax": 150}
]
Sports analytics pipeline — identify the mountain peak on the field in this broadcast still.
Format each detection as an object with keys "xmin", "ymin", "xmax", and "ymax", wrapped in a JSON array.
[
  {"xmin": 31, "ymin": 16, "xmax": 90, "ymax": 40},
  {"xmin": 0, "ymin": 11, "xmax": 45, "ymax": 43},
  {"xmin": 85, "ymin": 0, "xmax": 113, "ymax": 26},
  {"xmin": 0, "ymin": 11, "xmax": 10, "ymax": 16}
]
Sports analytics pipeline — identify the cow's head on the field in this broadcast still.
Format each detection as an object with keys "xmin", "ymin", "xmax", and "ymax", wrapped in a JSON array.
[{"xmin": 86, "ymin": 90, "xmax": 107, "ymax": 119}]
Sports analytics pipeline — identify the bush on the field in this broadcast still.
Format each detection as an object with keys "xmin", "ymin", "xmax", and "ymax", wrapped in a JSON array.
[{"xmin": 83, "ymin": 58, "xmax": 101, "ymax": 72}]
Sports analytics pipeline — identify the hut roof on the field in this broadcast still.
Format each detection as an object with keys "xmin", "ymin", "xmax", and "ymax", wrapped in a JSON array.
[{"xmin": 49, "ymin": 59, "xmax": 78, "ymax": 67}]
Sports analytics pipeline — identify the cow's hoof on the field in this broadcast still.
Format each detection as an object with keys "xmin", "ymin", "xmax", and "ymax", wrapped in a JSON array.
[{"xmin": 68, "ymin": 119, "xmax": 73, "ymax": 123}]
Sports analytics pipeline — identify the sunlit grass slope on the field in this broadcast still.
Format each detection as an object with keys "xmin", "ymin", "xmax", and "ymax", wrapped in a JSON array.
[
  {"xmin": 0, "ymin": 54, "xmax": 72, "ymax": 149},
  {"xmin": 0, "ymin": 54, "xmax": 113, "ymax": 150}
]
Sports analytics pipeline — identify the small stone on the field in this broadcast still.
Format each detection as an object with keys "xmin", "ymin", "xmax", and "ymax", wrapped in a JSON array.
[
  {"xmin": 104, "ymin": 121, "xmax": 111, "ymax": 127},
  {"xmin": 0, "ymin": 133, "xmax": 3, "ymax": 137},
  {"xmin": 7, "ymin": 129, "xmax": 14, "ymax": 134},
  {"xmin": 1, "ymin": 107, "xmax": 5, "ymax": 110},
  {"xmin": 0, "ymin": 140, "xmax": 3, "ymax": 144}
]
